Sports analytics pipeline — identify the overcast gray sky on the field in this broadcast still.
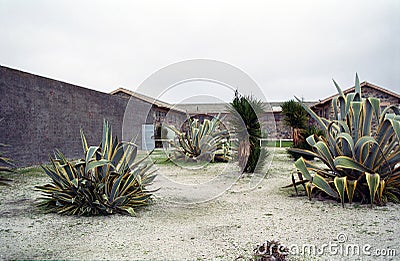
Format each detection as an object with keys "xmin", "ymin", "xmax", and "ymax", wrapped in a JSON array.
[{"xmin": 1, "ymin": 0, "xmax": 399, "ymax": 103}]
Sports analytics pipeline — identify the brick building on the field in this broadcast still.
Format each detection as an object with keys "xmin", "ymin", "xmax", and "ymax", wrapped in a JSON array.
[
  {"xmin": 110, "ymin": 88, "xmax": 186, "ymax": 127},
  {"xmin": 175, "ymin": 101, "xmax": 316, "ymax": 140},
  {"xmin": 311, "ymin": 81, "xmax": 400, "ymax": 119},
  {"xmin": 175, "ymin": 82, "xmax": 399, "ymax": 140}
]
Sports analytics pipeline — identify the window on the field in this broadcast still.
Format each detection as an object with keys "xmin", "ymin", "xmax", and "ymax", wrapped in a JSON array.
[{"xmin": 324, "ymin": 107, "xmax": 330, "ymax": 119}]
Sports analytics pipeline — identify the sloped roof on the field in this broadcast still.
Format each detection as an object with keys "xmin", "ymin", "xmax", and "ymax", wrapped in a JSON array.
[
  {"xmin": 110, "ymin": 88, "xmax": 186, "ymax": 113},
  {"xmin": 175, "ymin": 103, "xmax": 229, "ymax": 114},
  {"xmin": 175, "ymin": 101, "xmax": 316, "ymax": 114},
  {"xmin": 312, "ymin": 81, "xmax": 400, "ymax": 107},
  {"xmin": 110, "ymin": 88, "xmax": 319, "ymax": 114}
]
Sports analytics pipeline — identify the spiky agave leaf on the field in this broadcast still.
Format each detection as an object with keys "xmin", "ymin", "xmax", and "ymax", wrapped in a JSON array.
[
  {"xmin": 366, "ymin": 173, "xmax": 380, "ymax": 207},
  {"xmin": 345, "ymin": 179, "xmax": 358, "ymax": 204},
  {"xmin": 334, "ymin": 176, "xmax": 347, "ymax": 207}
]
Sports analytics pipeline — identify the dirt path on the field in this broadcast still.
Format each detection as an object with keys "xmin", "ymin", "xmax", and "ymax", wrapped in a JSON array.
[{"xmin": 1, "ymin": 148, "xmax": 399, "ymax": 260}]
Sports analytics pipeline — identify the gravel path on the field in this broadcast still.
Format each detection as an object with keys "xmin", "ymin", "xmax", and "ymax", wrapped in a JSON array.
[{"xmin": 1, "ymin": 148, "xmax": 399, "ymax": 260}]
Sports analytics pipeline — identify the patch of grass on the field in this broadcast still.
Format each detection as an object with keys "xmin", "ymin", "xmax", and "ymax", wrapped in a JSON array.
[
  {"xmin": 153, "ymin": 158, "xmax": 174, "ymax": 165},
  {"xmin": 263, "ymin": 140, "xmax": 293, "ymax": 147},
  {"xmin": 18, "ymin": 166, "xmax": 46, "ymax": 178},
  {"xmin": 137, "ymin": 149, "xmax": 171, "ymax": 163},
  {"xmin": 149, "ymin": 149, "xmax": 230, "ymax": 167},
  {"xmin": 0, "ymin": 165, "xmax": 47, "ymax": 183}
]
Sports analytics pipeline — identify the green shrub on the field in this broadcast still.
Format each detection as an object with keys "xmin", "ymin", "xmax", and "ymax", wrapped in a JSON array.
[
  {"xmin": 227, "ymin": 91, "xmax": 267, "ymax": 173},
  {"xmin": 281, "ymin": 99, "xmax": 308, "ymax": 147},
  {"xmin": 36, "ymin": 120, "xmax": 157, "ymax": 216},
  {"xmin": 168, "ymin": 114, "xmax": 231, "ymax": 163},
  {"xmin": 288, "ymin": 74, "xmax": 400, "ymax": 206}
]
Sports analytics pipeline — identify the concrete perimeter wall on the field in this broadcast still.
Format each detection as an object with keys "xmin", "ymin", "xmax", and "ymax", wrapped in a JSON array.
[{"xmin": 0, "ymin": 66, "xmax": 142, "ymax": 167}]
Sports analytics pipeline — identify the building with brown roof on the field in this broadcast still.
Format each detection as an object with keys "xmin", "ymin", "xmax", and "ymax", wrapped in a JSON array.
[
  {"xmin": 173, "ymin": 82, "xmax": 399, "ymax": 140},
  {"xmin": 311, "ymin": 81, "xmax": 400, "ymax": 120}
]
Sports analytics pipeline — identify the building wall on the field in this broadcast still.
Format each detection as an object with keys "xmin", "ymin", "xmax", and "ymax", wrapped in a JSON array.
[
  {"xmin": 313, "ymin": 85, "xmax": 400, "ymax": 120},
  {"xmin": 362, "ymin": 86, "xmax": 399, "ymax": 108},
  {"xmin": 0, "ymin": 66, "xmax": 151, "ymax": 166},
  {"xmin": 272, "ymin": 112, "xmax": 291, "ymax": 139},
  {"xmin": 111, "ymin": 90, "xmax": 187, "ymax": 137}
]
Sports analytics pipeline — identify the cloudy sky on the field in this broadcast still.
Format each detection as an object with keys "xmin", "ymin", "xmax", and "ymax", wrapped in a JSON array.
[{"xmin": 1, "ymin": 0, "xmax": 399, "ymax": 103}]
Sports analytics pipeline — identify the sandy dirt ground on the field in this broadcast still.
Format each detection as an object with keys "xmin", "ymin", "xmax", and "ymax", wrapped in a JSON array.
[{"xmin": 0, "ymin": 148, "xmax": 399, "ymax": 260}]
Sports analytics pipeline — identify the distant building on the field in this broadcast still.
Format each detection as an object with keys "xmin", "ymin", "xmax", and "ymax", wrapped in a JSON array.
[
  {"xmin": 109, "ymin": 88, "xmax": 186, "ymax": 149},
  {"xmin": 174, "ymin": 82, "xmax": 399, "ymax": 140},
  {"xmin": 311, "ymin": 81, "xmax": 400, "ymax": 119},
  {"xmin": 110, "ymin": 88, "xmax": 186, "ymax": 128},
  {"xmin": 175, "ymin": 101, "xmax": 316, "ymax": 139}
]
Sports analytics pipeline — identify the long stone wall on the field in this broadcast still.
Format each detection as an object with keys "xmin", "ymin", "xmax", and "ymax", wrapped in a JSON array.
[{"xmin": 0, "ymin": 66, "xmax": 148, "ymax": 167}]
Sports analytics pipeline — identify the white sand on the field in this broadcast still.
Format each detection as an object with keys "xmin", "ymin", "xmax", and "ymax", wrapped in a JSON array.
[{"xmin": 0, "ymin": 148, "xmax": 399, "ymax": 260}]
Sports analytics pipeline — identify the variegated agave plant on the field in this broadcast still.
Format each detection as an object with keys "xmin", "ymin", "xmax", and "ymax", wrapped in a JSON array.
[
  {"xmin": 36, "ymin": 120, "xmax": 157, "ymax": 216},
  {"xmin": 0, "ymin": 143, "xmax": 14, "ymax": 186},
  {"xmin": 288, "ymin": 74, "xmax": 400, "ymax": 206},
  {"xmin": 168, "ymin": 114, "xmax": 231, "ymax": 162},
  {"xmin": 0, "ymin": 118, "xmax": 14, "ymax": 186}
]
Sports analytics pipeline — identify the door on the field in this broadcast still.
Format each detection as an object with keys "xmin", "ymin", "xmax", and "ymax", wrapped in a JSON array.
[{"xmin": 142, "ymin": 124, "xmax": 155, "ymax": 151}]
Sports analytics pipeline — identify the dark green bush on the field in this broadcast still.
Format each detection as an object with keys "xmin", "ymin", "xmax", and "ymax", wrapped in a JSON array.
[{"xmin": 227, "ymin": 91, "xmax": 267, "ymax": 173}]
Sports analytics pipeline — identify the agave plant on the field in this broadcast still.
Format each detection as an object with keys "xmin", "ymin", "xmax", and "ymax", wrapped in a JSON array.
[
  {"xmin": 213, "ymin": 141, "xmax": 232, "ymax": 162},
  {"xmin": 168, "ymin": 114, "xmax": 231, "ymax": 162},
  {"xmin": 36, "ymin": 120, "xmax": 157, "ymax": 216},
  {"xmin": 289, "ymin": 74, "xmax": 400, "ymax": 206},
  {"xmin": 0, "ymin": 143, "xmax": 14, "ymax": 186}
]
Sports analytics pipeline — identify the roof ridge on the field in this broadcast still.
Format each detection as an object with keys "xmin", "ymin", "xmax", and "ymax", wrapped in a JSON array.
[
  {"xmin": 312, "ymin": 81, "xmax": 400, "ymax": 106},
  {"xmin": 110, "ymin": 88, "xmax": 186, "ymax": 113}
]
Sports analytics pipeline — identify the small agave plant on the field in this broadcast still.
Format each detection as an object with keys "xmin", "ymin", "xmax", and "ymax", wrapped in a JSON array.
[
  {"xmin": 36, "ymin": 120, "xmax": 157, "ymax": 216},
  {"xmin": 0, "ymin": 143, "xmax": 14, "ymax": 186},
  {"xmin": 168, "ymin": 113, "xmax": 231, "ymax": 162},
  {"xmin": 0, "ymin": 118, "xmax": 14, "ymax": 186},
  {"xmin": 288, "ymin": 74, "xmax": 400, "ymax": 207}
]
